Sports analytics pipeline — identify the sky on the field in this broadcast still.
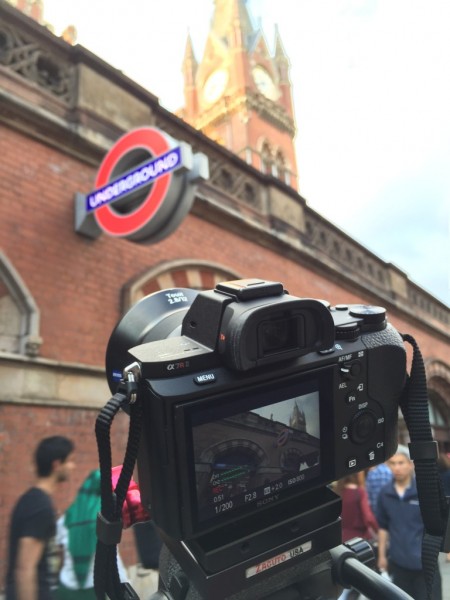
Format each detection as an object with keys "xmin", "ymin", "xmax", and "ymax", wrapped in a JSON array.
[
  {"xmin": 253, "ymin": 393, "xmax": 320, "ymax": 438},
  {"xmin": 42, "ymin": 0, "xmax": 450, "ymax": 305}
]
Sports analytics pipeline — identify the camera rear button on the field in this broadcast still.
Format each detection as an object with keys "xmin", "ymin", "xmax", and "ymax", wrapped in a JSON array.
[
  {"xmin": 350, "ymin": 410, "xmax": 377, "ymax": 444},
  {"xmin": 194, "ymin": 373, "xmax": 217, "ymax": 385},
  {"xmin": 367, "ymin": 449, "xmax": 377, "ymax": 463},
  {"xmin": 347, "ymin": 457, "xmax": 358, "ymax": 469},
  {"xmin": 341, "ymin": 361, "xmax": 362, "ymax": 379},
  {"xmin": 346, "ymin": 391, "xmax": 358, "ymax": 404}
]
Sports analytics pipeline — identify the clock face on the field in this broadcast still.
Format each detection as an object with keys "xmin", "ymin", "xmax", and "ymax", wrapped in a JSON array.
[
  {"xmin": 252, "ymin": 66, "xmax": 279, "ymax": 101},
  {"xmin": 203, "ymin": 69, "xmax": 228, "ymax": 104}
]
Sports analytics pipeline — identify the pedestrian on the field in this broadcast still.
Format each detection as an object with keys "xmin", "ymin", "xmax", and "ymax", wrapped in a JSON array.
[
  {"xmin": 335, "ymin": 473, "xmax": 379, "ymax": 543},
  {"xmin": 55, "ymin": 469, "xmax": 128, "ymax": 599},
  {"xmin": 376, "ymin": 445, "xmax": 442, "ymax": 600},
  {"xmin": 5, "ymin": 435, "xmax": 75, "ymax": 600},
  {"xmin": 335, "ymin": 473, "xmax": 379, "ymax": 600},
  {"xmin": 365, "ymin": 461, "xmax": 392, "ymax": 513}
]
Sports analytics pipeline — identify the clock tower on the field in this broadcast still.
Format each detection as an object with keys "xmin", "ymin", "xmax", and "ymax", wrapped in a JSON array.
[{"xmin": 180, "ymin": 0, "xmax": 298, "ymax": 189}]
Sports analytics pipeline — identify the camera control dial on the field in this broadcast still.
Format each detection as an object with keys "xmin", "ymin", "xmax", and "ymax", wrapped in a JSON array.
[
  {"xmin": 349, "ymin": 409, "xmax": 378, "ymax": 444},
  {"xmin": 335, "ymin": 321, "xmax": 360, "ymax": 341}
]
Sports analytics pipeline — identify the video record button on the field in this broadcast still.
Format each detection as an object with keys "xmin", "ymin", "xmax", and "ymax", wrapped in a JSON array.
[{"xmin": 194, "ymin": 373, "xmax": 217, "ymax": 385}]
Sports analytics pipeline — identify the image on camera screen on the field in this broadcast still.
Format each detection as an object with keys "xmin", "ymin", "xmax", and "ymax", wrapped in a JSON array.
[{"xmin": 192, "ymin": 388, "xmax": 320, "ymax": 521}]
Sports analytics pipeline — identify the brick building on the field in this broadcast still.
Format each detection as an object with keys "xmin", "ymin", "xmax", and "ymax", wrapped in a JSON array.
[{"xmin": 0, "ymin": 0, "xmax": 449, "ymax": 584}]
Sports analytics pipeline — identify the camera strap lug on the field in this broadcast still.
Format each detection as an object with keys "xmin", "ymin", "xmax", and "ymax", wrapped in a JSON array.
[{"xmin": 121, "ymin": 361, "xmax": 142, "ymax": 404}]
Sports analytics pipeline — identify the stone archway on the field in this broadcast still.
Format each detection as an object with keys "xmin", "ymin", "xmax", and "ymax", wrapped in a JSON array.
[{"xmin": 122, "ymin": 259, "xmax": 242, "ymax": 311}]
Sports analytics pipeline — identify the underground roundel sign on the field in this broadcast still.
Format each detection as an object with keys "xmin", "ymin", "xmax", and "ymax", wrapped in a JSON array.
[{"xmin": 75, "ymin": 127, "xmax": 208, "ymax": 244}]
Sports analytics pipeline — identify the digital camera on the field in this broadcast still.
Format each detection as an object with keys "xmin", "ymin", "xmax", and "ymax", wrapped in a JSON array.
[{"xmin": 106, "ymin": 279, "xmax": 406, "ymax": 593}]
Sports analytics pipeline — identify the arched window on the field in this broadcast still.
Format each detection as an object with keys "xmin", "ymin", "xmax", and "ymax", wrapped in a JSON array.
[
  {"xmin": 274, "ymin": 150, "xmax": 286, "ymax": 182},
  {"xmin": 0, "ymin": 252, "xmax": 42, "ymax": 356},
  {"xmin": 426, "ymin": 361, "xmax": 450, "ymax": 450},
  {"xmin": 260, "ymin": 142, "xmax": 272, "ymax": 175},
  {"xmin": 122, "ymin": 260, "xmax": 242, "ymax": 311},
  {"xmin": 428, "ymin": 391, "xmax": 447, "ymax": 427}
]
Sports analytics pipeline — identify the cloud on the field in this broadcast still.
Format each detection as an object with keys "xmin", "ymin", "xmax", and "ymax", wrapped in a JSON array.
[{"xmin": 338, "ymin": 168, "xmax": 449, "ymax": 303}]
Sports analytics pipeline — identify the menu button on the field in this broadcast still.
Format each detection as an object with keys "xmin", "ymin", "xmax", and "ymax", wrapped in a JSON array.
[{"xmin": 194, "ymin": 373, "xmax": 216, "ymax": 385}]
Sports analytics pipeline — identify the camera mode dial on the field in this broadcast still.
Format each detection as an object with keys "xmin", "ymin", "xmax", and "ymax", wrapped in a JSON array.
[{"xmin": 349, "ymin": 305, "xmax": 386, "ymax": 326}]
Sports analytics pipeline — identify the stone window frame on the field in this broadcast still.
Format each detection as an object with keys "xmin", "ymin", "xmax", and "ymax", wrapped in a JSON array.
[{"xmin": 0, "ymin": 251, "xmax": 42, "ymax": 356}]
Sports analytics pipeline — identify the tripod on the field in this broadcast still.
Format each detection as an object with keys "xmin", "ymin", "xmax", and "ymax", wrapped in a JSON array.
[{"xmin": 148, "ymin": 538, "xmax": 413, "ymax": 600}]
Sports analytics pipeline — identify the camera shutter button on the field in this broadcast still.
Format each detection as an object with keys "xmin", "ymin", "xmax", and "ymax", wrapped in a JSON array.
[{"xmin": 350, "ymin": 410, "xmax": 377, "ymax": 444}]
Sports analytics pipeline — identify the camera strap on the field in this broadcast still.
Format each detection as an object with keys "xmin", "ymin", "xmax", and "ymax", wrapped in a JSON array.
[
  {"xmin": 94, "ymin": 381, "xmax": 142, "ymax": 600},
  {"xmin": 400, "ymin": 333, "xmax": 450, "ymax": 599}
]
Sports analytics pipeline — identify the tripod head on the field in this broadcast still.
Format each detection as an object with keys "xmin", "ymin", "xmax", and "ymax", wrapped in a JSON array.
[{"xmin": 149, "ymin": 538, "xmax": 412, "ymax": 600}]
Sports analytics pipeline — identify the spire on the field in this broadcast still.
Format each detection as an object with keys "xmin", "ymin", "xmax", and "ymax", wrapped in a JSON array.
[
  {"xmin": 289, "ymin": 402, "xmax": 306, "ymax": 432},
  {"xmin": 181, "ymin": 31, "xmax": 199, "ymax": 120},
  {"xmin": 272, "ymin": 22, "xmax": 294, "ymax": 119},
  {"xmin": 274, "ymin": 24, "xmax": 288, "ymax": 61},
  {"xmin": 182, "ymin": 31, "xmax": 198, "ymax": 84},
  {"xmin": 211, "ymin": 0, "xmax": 256, "ymax": 50},
  {"xmin": 184, "ymin": 31, "xmax": 196, "ymax": 62}
]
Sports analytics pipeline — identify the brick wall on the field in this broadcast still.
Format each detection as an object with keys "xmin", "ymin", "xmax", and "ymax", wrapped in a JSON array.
[{"xmin": 0, "ymin": 123, "xmax": 382, "ymax": 370}]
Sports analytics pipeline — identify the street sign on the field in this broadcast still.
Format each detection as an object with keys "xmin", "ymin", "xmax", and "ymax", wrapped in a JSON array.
[{"xmin": 75, "ymin": 127, "xmax": 208, "ymax": 244}]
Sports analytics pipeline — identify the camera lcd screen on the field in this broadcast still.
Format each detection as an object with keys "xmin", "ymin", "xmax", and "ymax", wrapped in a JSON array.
[{"xmin": 189, "ymin": 377, "xmax": 323, "ymax": 523}]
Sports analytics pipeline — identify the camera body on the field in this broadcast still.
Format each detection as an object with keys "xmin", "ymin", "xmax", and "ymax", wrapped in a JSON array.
[{"xmin": 106, "ymin": 279, "xmax": 406, "ymax": 579}]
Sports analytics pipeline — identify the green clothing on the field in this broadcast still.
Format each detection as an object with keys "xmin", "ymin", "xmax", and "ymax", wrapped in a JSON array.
[
  {"xmin": 64, "ymin": 470, "xmax": 101, "ymax": 588},
  {"xmin": 55, "ymin": 583, "xmax": 97, "ymax": 600}
]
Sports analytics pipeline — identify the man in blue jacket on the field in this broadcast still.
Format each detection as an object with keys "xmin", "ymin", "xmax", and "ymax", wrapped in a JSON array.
[{"xmin": 376, "ymin": 445, "xmax": 442, "ymax": 600}]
